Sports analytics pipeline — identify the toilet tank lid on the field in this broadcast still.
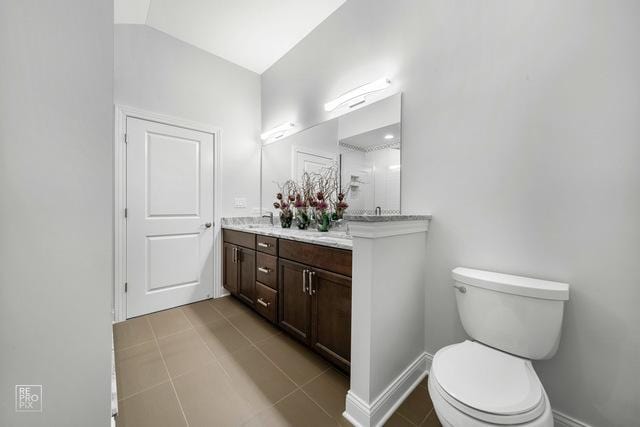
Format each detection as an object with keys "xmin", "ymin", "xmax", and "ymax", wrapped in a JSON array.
[{"xmin": 452, "ymin": 267, "xmax": 569, "ymax": 301}]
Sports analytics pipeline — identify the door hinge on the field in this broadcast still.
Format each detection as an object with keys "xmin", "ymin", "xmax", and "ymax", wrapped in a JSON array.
[
  {"xmin": 124, "ymin": 133, "xmax": 128, "ymax": 144},
  {"xmin": 124, "ymin": 208, "xmax": 128, "ymax": 218},
  {"xmin": 124, "ymin": 282, "xmax": 128, "ymax": 293}
]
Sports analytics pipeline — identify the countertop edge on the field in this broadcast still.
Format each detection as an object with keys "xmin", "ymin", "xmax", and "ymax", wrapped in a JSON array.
[
  {"xmin": 343, "ymin": 214, "xmax": 432, "ymax": 222},
  {"xmin": 221, "ymin": 225, "xmax": 353, "ymax": 250}
]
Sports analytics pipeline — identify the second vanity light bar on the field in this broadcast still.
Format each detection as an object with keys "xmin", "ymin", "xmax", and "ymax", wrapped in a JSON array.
[{"xmin": 324, "ymin": 77, "xmax": 391, "ymax": 112}]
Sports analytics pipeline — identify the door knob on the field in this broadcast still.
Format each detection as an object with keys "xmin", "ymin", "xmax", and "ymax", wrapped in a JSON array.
[{"xmin": 204, "ymin": 222, "xmax": 212, "ymax": 228}]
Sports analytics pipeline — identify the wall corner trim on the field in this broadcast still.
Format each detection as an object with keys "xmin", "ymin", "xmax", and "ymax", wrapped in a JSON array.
[
  {"xmin": 553, "ymin": 410, "xmax": 592, "ymax": 427},
  {"xmin": 343, "ymin": 352, "xmax": 431, "ymax": 427}
]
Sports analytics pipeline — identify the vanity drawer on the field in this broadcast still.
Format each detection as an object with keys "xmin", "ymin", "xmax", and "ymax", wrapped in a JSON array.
[
  {"xmin": 223, "ymin": 229, "xmax": 255, "ymax": 249},
  {"xmin": 256, "ymin": 252, "xmax": 277, "ymax": 289},
  {"xmin": 256, "ymin": 234, "xmax": 278, "ymax": 256},
  {"xmin": 279, "ymin": 239, "xmax": 352, "ymax": 277},
  {"xmin": 255, "ymin": 282, "xmax": 277, "ymax": 324}
]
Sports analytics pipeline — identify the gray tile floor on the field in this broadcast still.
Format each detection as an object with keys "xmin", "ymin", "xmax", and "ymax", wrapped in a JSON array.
[{"xmin": 113, "ymin": 296, "xmax": 441, "ymax": 426}]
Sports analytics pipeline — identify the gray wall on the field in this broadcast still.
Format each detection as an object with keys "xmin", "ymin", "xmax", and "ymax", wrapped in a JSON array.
[
  {"xmin": 0, "ymin": 1, "xmax": 113, "ymax": 426},
  {"xmin": 261, "ymin": 1, "xmax": 640, "ymax": 425},
  {"xmin": 115, "ymin": 24, "xmax": 262, "ymax": 217}
]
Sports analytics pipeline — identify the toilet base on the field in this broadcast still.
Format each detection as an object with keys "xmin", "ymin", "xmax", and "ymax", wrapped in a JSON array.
[{"xmin": 428, "ymin": 374, "xmax": 554, "ymax": 427}]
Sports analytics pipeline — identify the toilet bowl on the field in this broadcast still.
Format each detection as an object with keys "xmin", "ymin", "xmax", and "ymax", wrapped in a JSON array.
[
  {"xmin": 428, "ymin": 341, "xmax": 553, "ymax": 427},
  {"xmin": 428, "ymin": 268, "xmax": 569, "ymax": 427}
]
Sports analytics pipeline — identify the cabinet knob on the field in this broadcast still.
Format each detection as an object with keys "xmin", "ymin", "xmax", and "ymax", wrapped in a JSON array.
[
  {"xmin": 257, "ymin": 298, "xmax": 270, "ymax": 307},
  {"xmin": 204, "ymin": 222, "xmax": 212, "ymax": 228},
  {"xmin": 258, "ymin": 267, "xmax": 270, "ymax": 274}
]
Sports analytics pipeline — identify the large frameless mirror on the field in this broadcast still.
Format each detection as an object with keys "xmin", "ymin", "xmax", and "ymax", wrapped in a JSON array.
[{"xmin": 261, "ymin": 92, "xmax": 402, "ymax": 216}]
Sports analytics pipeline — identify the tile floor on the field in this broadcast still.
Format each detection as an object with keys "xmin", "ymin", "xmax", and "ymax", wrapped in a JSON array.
[{"xmin": 113, "ymin": 296, "xmax": 442, "ymax": 427}]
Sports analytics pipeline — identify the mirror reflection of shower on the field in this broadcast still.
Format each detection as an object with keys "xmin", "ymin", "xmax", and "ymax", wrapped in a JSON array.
[{"xmin": 338, "ymin": 120, "xmax": 401, "ymax": 215}]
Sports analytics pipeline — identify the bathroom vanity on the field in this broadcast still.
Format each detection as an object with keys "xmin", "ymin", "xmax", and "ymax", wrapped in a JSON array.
[{"xmin": 222, "ymin": 224, "xmax": 352, "ymax": 372}]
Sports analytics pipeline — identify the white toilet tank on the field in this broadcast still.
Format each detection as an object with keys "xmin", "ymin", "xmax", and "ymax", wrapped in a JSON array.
[{"xmin": 452, "ymin": 267, "xmax": 570, "ymax": 360}]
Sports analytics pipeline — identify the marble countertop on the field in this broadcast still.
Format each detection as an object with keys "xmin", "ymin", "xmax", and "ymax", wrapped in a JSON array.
[
  {"xmin": 343, "ymin": 214, "xmax": 432, "ymax": 222},
  {"xmin": 222, "ymin": 217, "xmax": 352, "ymax": 250}
]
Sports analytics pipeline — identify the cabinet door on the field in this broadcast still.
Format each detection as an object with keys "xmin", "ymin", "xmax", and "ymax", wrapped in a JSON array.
[
  {"xmin": 278, "ymin": 259, "xmax": 312, "ymax": 345},
  {"xmin": 237, "ymin": 247, "xmax": 256, "ymax": 306},
  {"xmin": 310, "ymin": 268, "xmax": 351, "ymax": 371},
  {"xmin": 223, "ymin": 243, "xmax": 238, "ymax": 295}
]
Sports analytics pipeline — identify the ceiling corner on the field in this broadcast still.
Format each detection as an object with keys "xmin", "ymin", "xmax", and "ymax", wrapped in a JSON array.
[{"xmin": 114, "ymin": 0, "xmax": 151, "ymax": 24}]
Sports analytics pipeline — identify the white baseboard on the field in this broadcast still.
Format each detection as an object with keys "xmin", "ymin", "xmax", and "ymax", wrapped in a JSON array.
[
  {"xmin": 553, "ymin": 410, "xmax": 591, "ymax": 427},
  {"xmin": 425, "ymin": 352, "xmax": 433, "ymax": 374},
  {"xmin": 343, "ymin": 352, "xmax": 430, "ymax": 427}
]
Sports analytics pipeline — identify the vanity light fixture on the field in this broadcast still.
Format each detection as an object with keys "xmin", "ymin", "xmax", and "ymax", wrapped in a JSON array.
[
  {"xmin": 261, "ymin": 122, "xmax": 295, "ymax": 144},
  {"xmin": 384, "ymin": 134, "xmax": 394, "ymax": 140},
  {"xmin": 324, "ymin": 77, "xmax": 391, "ymax": 112}
]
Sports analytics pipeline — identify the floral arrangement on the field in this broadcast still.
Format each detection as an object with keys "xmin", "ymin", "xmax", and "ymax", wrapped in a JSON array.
[{"xmin": 273, "ymin": 163, "xmax": 349, "ymax": 231}]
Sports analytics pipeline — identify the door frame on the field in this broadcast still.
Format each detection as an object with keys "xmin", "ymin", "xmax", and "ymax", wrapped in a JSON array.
[{"xmin": 113, "ymin": 105, "xmax": 223, "ymax": 322}]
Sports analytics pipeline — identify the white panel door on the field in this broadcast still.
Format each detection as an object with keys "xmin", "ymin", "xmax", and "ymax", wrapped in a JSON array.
[
  {"xmin": 292, "ymin": 146, "xmax": 335, "ymax": 180},
  {"xmin": 126, "ymin": 117, "xmax": 214, "ymax": 318}
]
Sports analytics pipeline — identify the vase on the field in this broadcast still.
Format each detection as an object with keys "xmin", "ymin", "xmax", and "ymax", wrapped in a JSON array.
[
  {"xmin": 316, "ymin": 211, "xmax": 331, "ymax": 232},
  {"xmin": 309, "ymin": 207, "xmax": 316, "ymax": 226},
  {"xmin": 296, "ymin": 209, "xmax": 310, "ymax": 230},
  {"xmin": 280, "ymin": 211, "xmax": 293, "ymax": 228}
]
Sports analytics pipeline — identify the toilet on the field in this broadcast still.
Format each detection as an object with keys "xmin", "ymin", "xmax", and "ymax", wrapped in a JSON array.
[{"xmin": 428, "ymin": 267, "xmax": 569, "ymax": 427}]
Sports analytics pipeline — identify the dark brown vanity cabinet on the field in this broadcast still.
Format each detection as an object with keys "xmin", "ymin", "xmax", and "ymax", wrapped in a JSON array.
[
  {"xmin": 278, "ymin": 259, "xmax": 313, "ymax": 343},
  {"xmin": 223, "ymin": 242, "xmax": 239, "ymax": 294},
  {"xmin": 222, "ymin": 230, "xmax": 256, "ymax": 307},
  {"xmin": 236, "ymin": 247, "xmax": 256, "ymax": 306},
  {"xmin": 278, "ymin": 240, "xmax": 352, "ymax": 372},
  {"xmin": 310, "ymin": 268, "xmax": 352, "ymax": 370},
  {"xmin": 223, "ymin": 228, "xmax": 352, "ymax": 372}
]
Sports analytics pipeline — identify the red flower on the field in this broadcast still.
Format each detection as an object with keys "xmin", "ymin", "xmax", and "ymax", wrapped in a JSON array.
[
  {"xmin": 276, "ymin": 193, "xmax": 283, "ymax": 200},
  {"xmin": 316, "ymin": 191, "xmax": 324, "ymax": 201},
  {"xmin": 273, "ymin": 202, "xmax": 281, "ymax": 209}
]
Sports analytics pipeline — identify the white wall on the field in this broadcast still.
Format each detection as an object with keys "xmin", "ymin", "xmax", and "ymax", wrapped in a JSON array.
[
  {"xmin": 261, "ymin": 1, "xmax": 640, "ymax": 425},
  {"xmin": 115, "ymin": 24, "xmax": 262, "ymax": 216},
  {"xmin": 0, "ymin": 1, "xmax": 113, "ymax": 425}
]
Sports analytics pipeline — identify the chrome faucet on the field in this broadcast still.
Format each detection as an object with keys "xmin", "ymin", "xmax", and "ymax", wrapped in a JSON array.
[
  {"xmin": 375, "ymin": 206, "xmax": 382, "ymax": 216},
  {"xmin": 262, "ymin": 211, "xmax": 274, "ymax": 226}
]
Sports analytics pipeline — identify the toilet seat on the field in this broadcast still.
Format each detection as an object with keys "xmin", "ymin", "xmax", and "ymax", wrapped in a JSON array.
[{"xmin": 430, "ymin": 341, "xmax": 546, "ymax": 425}]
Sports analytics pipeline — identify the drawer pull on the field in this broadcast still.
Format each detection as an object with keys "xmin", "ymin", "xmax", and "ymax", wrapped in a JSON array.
[
  {"xmin": 258, "ymin": 267, "xmax": 271, "ymax": 274},
  {"xmin": 258, "ymin": 242, "xmax": 271, "ymax": 248},
  {"xmin": 303, "ymin": 269, "xmax": 308, "ymax": 293},
  {"xmin": 257, "ymin": 298, "xmax": 270, "ymax": 307},
  {"xmin": 309, "ymin": 271, "xmax": 316, "ymax": 295}
]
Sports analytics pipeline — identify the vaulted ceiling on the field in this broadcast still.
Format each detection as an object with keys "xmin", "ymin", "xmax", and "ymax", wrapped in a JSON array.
[{"xmin": 114, "ymin": 0, "xmax": 347, "ymax": 74}]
